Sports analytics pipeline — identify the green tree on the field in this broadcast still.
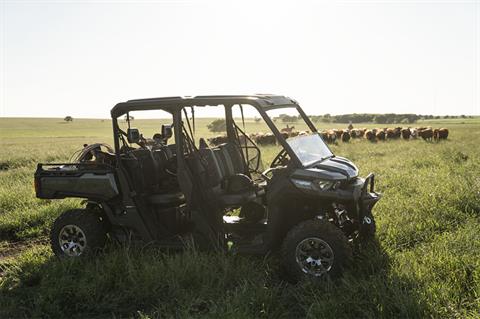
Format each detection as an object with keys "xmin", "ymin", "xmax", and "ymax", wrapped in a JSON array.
[
  {"xmin": 207, "ymin": 119, "xmax": 227, "ymax": 132},
  {"xmin": 374, "ymin": 115, "xmax": 387, "ymax": 124},
  {"xmin": 281, "ymin": 115, "xmax": 297, "ymax": 123}
]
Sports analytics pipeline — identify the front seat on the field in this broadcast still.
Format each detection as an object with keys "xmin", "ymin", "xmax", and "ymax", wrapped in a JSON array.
[{"xmin": 198, "ymin": 139, "xmax": 256, "ymax": 207}]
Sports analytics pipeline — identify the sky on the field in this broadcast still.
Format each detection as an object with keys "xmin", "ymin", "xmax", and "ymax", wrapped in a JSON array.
[{"xmin": 0, "ymin": 0, "xmax": 479, "ymax": 118}]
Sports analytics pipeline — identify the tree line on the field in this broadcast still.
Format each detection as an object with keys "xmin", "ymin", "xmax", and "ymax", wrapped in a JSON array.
[{"xmin": 276, "ymin": 113, "xmax": 473, "ymax": 125}]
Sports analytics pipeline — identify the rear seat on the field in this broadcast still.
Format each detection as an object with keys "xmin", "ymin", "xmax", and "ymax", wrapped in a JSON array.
[
  {"xmin": 125, "ymin": 147, "xmax": 184, "ymax": 207},
  {"xmin": 152, "ymin": 145, "xmax": 174, "ymax": 176},
  {"xmin": 122, "ymin": 149, "xmax": 159, "ymax": 193}
]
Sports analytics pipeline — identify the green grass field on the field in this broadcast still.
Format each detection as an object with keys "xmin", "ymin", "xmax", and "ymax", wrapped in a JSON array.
[{"xmin": 0, "ymin": 117, "xmax": 479, "ymax": 318}]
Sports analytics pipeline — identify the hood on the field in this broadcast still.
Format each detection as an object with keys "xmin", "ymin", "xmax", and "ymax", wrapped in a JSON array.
[
  {"xmin": 291, "ymin": 156, "xmax": 358, "ymax": 181},
  {"xmin": 314, "ymin": 156, "xmax": 358, "ymax": 179}
]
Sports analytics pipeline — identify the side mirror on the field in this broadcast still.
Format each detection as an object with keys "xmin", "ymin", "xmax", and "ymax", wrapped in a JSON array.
[
  {"xmin": 127, "ymin": 128, "xmax": 140, "ymax": 143},
  {"xmin": 161, "ymin": 125, "xmax": 173, "ymax": 139}
]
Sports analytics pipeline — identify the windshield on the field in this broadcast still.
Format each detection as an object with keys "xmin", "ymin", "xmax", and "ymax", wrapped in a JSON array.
[
  {"xmin": 264, "ymin": 106, "xmax": 333, "ymax": 166},
  {"xmin": 287, "ymin": 134, "xmax": 333, "ymax": 166}
]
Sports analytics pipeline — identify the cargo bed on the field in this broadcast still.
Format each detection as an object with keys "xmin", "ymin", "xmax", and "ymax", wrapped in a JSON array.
[{"xmin": 34, "ymin": 163, "xmax": 119, "ymax": 201}]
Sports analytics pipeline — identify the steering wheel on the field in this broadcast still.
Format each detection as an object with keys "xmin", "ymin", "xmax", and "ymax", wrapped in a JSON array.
[
  {"xmin": 270, "ymin": 149, "xmax": 289, "ymax": 168},
  {"xmin": 261, "ymin": 149, "xmax": 289, "ymax": 181}
]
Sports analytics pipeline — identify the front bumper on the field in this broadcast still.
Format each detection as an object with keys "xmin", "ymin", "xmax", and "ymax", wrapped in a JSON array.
[{"xmin": 359, "ymin": 173, "xmax": 381, "ymax": 218}]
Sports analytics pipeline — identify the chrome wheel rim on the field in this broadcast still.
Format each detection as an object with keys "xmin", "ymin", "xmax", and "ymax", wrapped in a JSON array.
[
  {"xmin": 295, "ymin": 237, "xmax": 334, "ymax": 276},
  {"xmin": 58, "ymin": 225, "xmax": 87, "ymax": 257}
]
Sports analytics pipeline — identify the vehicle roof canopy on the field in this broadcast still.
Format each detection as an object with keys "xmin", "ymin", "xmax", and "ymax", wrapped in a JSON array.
[{"xmin": 110, "ymin": 94, "xmax": 298, "ymax": 118}]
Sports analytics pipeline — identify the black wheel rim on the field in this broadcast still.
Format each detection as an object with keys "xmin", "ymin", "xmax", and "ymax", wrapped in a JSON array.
[
  {"xmin": 58, "ymin": 225, "xmax": 87, "ymax": 257},
  {"xmin": 295, "ymin": 237, "xmax": 334, "ymax": 277}
]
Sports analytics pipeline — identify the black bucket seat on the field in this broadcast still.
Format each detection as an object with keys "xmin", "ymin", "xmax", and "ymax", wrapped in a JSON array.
[{"xmin": 199, "ymin": 140, "xmax": 258, "ymax": 207}]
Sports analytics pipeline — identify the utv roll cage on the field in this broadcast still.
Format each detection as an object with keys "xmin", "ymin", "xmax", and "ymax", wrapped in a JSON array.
[
  {"xmin": 113, "ymin": 96, "xmax": 313, "ymax": 200},
  {"xmin": 110, "ymin": 95, "xmax": 316, "ymax": 168}
]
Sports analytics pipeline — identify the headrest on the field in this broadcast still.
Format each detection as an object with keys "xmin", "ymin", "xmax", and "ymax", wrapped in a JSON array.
[{"xmin": 199, "ymin": 138, "xmax": 209, "ymax": 149}]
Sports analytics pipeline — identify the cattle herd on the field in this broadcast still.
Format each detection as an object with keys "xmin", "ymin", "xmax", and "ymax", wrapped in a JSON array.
[
  {"xmin": 318, "ymin": 126, "xmax": 449, "ymax": 144},
  {"xmin": 208, "ymin": 126, "xmax": 449, "ymax": 146}
]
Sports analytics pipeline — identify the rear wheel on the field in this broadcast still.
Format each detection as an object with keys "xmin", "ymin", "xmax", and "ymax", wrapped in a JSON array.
[
  {"xmin": 281, "ymin": 219, "xmax": 352, "ymax": 282},
  {"xmin": 50, "ymin": 209, "xmax": 107, "ymax": 258}
]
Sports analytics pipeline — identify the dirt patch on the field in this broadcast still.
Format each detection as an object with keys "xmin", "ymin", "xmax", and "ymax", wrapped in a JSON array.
[{"xmin": 0, "ymin": 238, "xmax": 48, "ymax": 262}]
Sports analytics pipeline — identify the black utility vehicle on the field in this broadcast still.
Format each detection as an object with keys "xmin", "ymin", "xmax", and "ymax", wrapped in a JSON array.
[{"xmin": 35, "ymin": 95, "xmax": 380, "ymax": 281}]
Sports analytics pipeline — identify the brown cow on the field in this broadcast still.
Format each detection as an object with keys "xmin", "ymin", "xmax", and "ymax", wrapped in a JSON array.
[
  {"xmin": 320, "ymin": 131, "xmax": 328, "ymax": 140},
  {"xmin": 351, "ymin": 128, "xmax": 365, "ymax": 138},
  {"xmin": 208, "ymin": 135, "xmax": 229, "ymax": 146},
  {"xmin": 394, "ymin": 127, "xmax": 402, "ymax": 138},
  {"xmin": 365, "ymin": 130, "xmax": 376, "ymax": 142},
  {"xmin": 255, "ymin": 132, "xmax": 276, "ymax": 145},
  {"xmin": 386, "ymin": 128, "xmax": 396, "ymax": 139},
  {"xmin": 434, "ymin": 128, "xmax": 449, "ymax": 141},
  {"xmin": 327, "ymin": 130, "xmax": 337, "ymax": 144},
  {"xmin": 334, "ymin": 129, "xmax": 344, "ymax": 139},
  {"xmin": 384, "ymin": 127, "xmax": 401, "ymax": 139},
  {"xmin": 418, "ymin": 128, "xmax": 433, "ymax": 141},
  {"xmin": 376, "ymin": 130, "xmax": 386, "ymax": 141},
  {"xmin": 289, "ymin": 131, "xmax": 300, "ymax": 137},
  {"xmin": 249, "ymin": 132, "xmax": 262, "ymax": 144},
  {"xmin": 341, "ymin": 131, "xmax": 351, "ymax": 142},
  {"xmin": 320, "ymin": 130, "xmax": 336, "ymax": 144},
  {"xmin": 401, "ymin": 128, "xmax": 411, "ymax": 140},
  {"xmin": 281, "ymin": 125, "xmax": 295, "ymax": 134},
  {"xmin": 351, "ymin": 129, "xmax": 365, "ymax": 139},
  {"xmin": 438, "ymin": 128, "xmax": 449, "ymax": 139}
]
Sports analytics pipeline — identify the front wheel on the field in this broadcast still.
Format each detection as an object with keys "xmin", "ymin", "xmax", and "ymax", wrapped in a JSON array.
[
  {"xmin": 50, "ymin": 209, "xmax": 107, "ymax": 258},
  {"xmin": 281, "ymin": 219, "xmax": 352, "ymax": 282}
]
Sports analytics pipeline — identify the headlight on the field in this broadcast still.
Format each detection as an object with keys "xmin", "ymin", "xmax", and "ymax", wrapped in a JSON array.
[
  {"xmin": 291, "ymin": 178, "xmax": 313, "ymax": 190},
  {"xmin": 317, "ymin": 180, "xmax": 335, "ymax": 190},
  {"xmin": 291, "ymin": 178, "xmax": 340, "ymax": 191}
]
